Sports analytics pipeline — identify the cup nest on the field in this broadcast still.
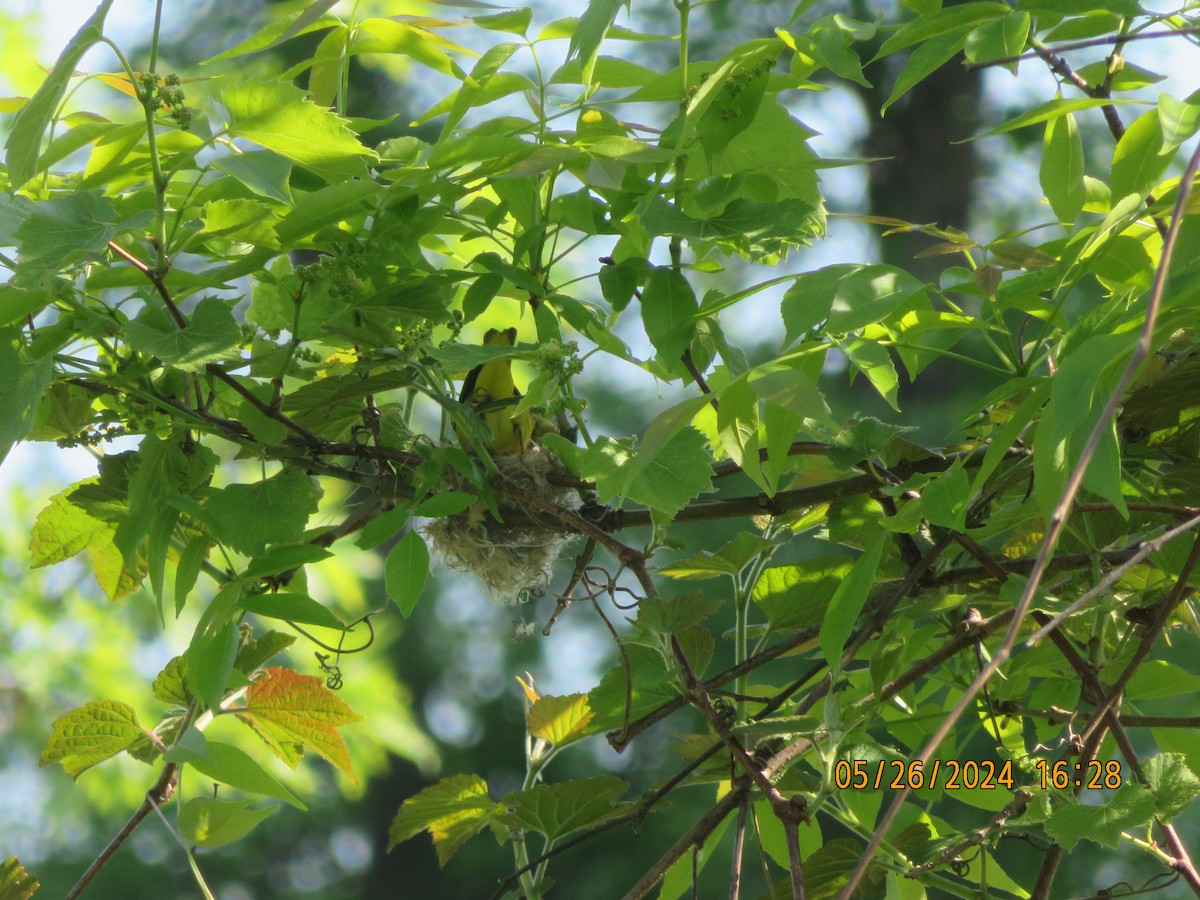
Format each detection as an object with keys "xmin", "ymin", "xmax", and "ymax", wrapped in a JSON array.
[{"xmin": 423, "ymin": 451, "xmax": 576, "ymax": 605}]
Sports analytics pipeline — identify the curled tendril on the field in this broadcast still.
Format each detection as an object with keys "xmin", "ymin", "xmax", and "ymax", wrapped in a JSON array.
[{"xmin": 285, "ymin": 609, "xmax": 382, "ymax": 689}]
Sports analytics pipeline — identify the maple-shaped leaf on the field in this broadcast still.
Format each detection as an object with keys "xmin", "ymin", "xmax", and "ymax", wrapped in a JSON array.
[
  {"xmin": 236, "ymin": 667, "xmax": 364, "ymax": 783},
  {"xmin": 39, "ymin": 700, "xmax": 144, "ymax": 779},
  {"xmin": 528, "ymin": 693, "xmax": 594, "ymax": 747},
  {"xmin": 388, "ymin": 773, "xmax": 497, "ymax": 867},
  {"xmin": 502, "ymin": 776, "xmax": 630, "ymax": 843}
]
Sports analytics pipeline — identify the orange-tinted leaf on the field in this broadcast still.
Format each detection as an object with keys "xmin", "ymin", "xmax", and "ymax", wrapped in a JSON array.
[{"xmin": 237, "ymin": 667, "xmax": 364, "ymax": 783}]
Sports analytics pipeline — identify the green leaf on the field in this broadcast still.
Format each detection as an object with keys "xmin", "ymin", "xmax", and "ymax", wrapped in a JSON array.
[
  {"xmin": 781, "ymin": 264, "xmax": 926, "ymax": 341},
  {"xmin": 242, "ymin": 544, "xmax": 333, "ymax": 580},
  {"xmin": 617, "ymin": 427, "xmax": 713, "ymax": 519},
  {"xmin": 819, "ymin": 533, "xmax": 886, "ymax": 673},
  {"xmin": 38, "ymin": 700, "xmax": 142, "ymax": 778},
  {"xmin": 881, "ymin": 27, "xmax": 974, "ymax": 114},
  {"xmin": 633, "ymin": 593, "xmax": 723, "ymax": 633},
  {"xmin": 175, "ymin": 535, "xmax": 212, "ymax": 614},
  {"xmin": 751, "ymin": 364, "xmax": 836, "ymax": 428},
  {"xmin": 598, "ymin": 259, "xmax": 642, "ymax": 312},
  {"xmin": 385, "ymin": 529, "xmax": 430, "ymax": 617},
  {"xmin": 152, "ymin": 656, "xmax": 191, "ymax": 706},
  {"xmin": 0, "ymin": 328, "xmax": 53, "ymax": 464},
  {"xmin": 1143, "ymin": 753, "xmax": 1200, "ymax": 819},
  {"xmin": 753, "ymin": 557, "xmax": 854, "ymax": 632},
  {"xmin": 660, "ymin": 532, "xmax": 780, "ymax": 580},
  {"xmin": 921, "ymin": 463, "xmax": 969, "ymax": 530},
  {"xmin": 472, "ymin": 8, "xmax": 533, "ymax": 35},
  {"xmin": 717, "ymin": 376, "xmax": 766, "ymax": 491},
  {"xmin": 3, "ymin": 0, "xmax": 114, "ymax": 187},
  {"xmin": 234, "ymin": 630, "xmax": 295, "ymax": 678},
  {"xmin": 414, "ymin": 492, "xmax": 476, "ymax": 518},
  {"xmin": 1041, "ymin": 110, "xmax": 1085, "ymax": 223},
  {"xmin": 837, "ymin": 337, "xmax": 899, "ymax": 411},
  {"xmin": 0, "ymin": 856, "xmax": 39, "ymax": 900},
  {"xmin": 788, "ymin": 17, "xmax": 872, "ymax": 88},
  {"xmin": 352, "ymin": 19, "xmax": 467, "ymax": 79},
  {"xmin": 388, "ymin": 774, "xmax": 497, "ymax": 866},
  {"xmin": 1017, "ymin": 0, "xmax": 1139, "ymax": 16},
  {"xmin": 179, "ymin": 797, "xmax": 277, "ymax": 848},
  {"xmin": 686, "ymin": 100, "xmax": 825, "ymax": 210},
  {"xmin": 124, "ymin": 297, "xmax": 241, "ymax": 371},
  {"xmin": 1111, "ymin": 109, "xmax": 1171, "ymax": 200},
  {"xmin": 213, "ymin": 149, "xmax": 295, "ymax": 205},
  {"xmin": 204, "ymin": 468, "xmax": 322, "ymax": 557},
  {"xmin": 875, "ymin": 2, "xmax": 1009, "ymax": 59},
  {"xmin": 1121, "ymin": 660, "xmax": 1200, "ymax": 699},
  {"xmin": 200, "ymin": 198, "xmax": 281, "ymax": 248},
  {"xmin": 587, "ymin": 643, "xmax": 683, "ymax": 733},
  {"xmin": 0, "ymin": 284, "xmax": 50, "ymax": 328},
  {"xmin": 781, "ymin": 266, "xmax": 846, "ymax": 340},
  {"xmin": 963, "ymin": 11, "xmax": 1029, "ymax": 68},
  {"xmin": 187, "ymin": 613, "xmax": 240, "ymax": 713},
  {"xmin": 1158, "ymin": 93, "xmax": 1200, "ymax": 155},
  {"xmin": 971, "ymin": 96, "xmax": 1142, "ymax": 141},
  {"xmin": 223, "ymin": 80, "xmax": 375, "ymax": 176},
  {"xmin": 567, "ymin": 0, "xmax": 631, "ymax": 87},
  {"xmin": 240, "ymin": 592, "xmax": 345, "ymax": 630},
  {"xmin": 828, "ymin": 418, "xmax": 916, "ymax": 469},
  {"xmin": 830, "ymin": 265, "xmax": 929, "ymax": 333},
  {"xmin": 14, "ymin": 192, "xmax": 122, "ymax": 285},
  {"xmin": 640, "ymin": 267, "xmax": 698, "ymax": 363},
  {"xmin": 640, "ymin": 197, "xmax": 822, "ymax": 260},
  {"xmin": 275, "ymin": 180, "xmax": 380, "ymax": 244},
  {"xmin": 503, "ymin": 776, "xmax": 628, "ymax": 843},
  {"xmin": 114, "ymin": 435, "xmax": 213, "ymax": 568},
  {"xmin": 354, "ymin": 504, "xmax": 412, "ymax": 551},
  {"xmin": 29, "ymin": 479, "xmax": 142, "ymax": 601},
  {"xmin": 203, "ymin": 5, "xmax": 340, "ymax": 63},
  {"xmin": 461, "ymin": 272, "xmax": 503, "ymax": 324},
  {"xmin": 696, "ymin": 45, "xmax": 776, "ymax": 160},
  {"xmin": 1074, "ymin": 61, "xmax": 1164, "ymax": 92},
  {"xmin": 167, "ymin": 734, "xmax": 306, "ymax": 809},
  {"xmin": 1044, "ymin": 784, "xmax": 1157, "ymax": 850}
]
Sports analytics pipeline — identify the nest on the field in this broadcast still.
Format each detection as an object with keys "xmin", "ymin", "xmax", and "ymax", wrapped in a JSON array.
[{"xmin": 423, "ymin": 451, "xmax": 576, "ymax": 605}]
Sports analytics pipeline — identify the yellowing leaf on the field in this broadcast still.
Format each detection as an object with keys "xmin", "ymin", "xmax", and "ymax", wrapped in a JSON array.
[
  {"xmin": 237, "ymin": 667, "xmax": 364, "ymax": 783},
  {"xmin": 29, "ymin": 481, "xmax": 142, "ymax": 601},
  {"xmin": 0, "ymin": 856, "xmax": 39, "ymax": 900},
  {"xmin": 388, "ymin": 774, "xmax": 497, "ymax": 867},
  {"xmin": 528, "ymin": 693, "xmax": 594, "ymax": 746},
  {"xmin": 515, "ymin": 673, "xmax": 540, "ymax": 705}
]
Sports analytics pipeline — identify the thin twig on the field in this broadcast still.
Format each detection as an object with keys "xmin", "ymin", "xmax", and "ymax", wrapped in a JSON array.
[
  {"xmin": 107, "ymin": 240, "xmax": 186, "ymax": 328},
  {"xmin": 681, "ymin": 347, "xmax": 718, "ymax": 413},
  {"xmin": 729, "ymin": 796, "xmax": 747, "ymax": 900},
  {"xmin": 621, "ymin": 789, "xmax": 745, "ymax": 900},
  {"xmin": 965, "ymin": 25, "xmax": 1200, "ymax": 69},
  {"xmin": 1079, "ymin": 532, "xmax": 1200, "ymax": 747},
  {"xmin": 64, "ymin": 763, "xmax": 180, "ymax": 900}
]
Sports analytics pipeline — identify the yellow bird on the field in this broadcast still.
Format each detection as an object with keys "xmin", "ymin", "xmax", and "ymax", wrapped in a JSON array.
[{"xmin": 458, "ymin": 328, "xmax": 534, "ymax": 456}]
